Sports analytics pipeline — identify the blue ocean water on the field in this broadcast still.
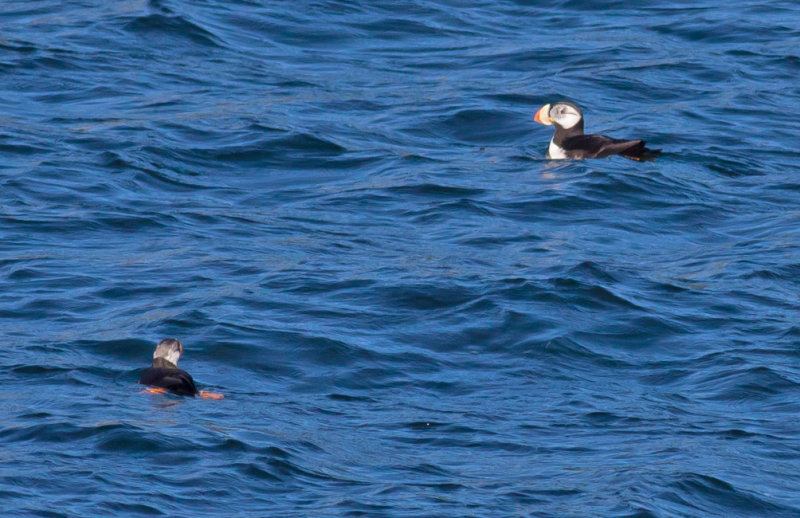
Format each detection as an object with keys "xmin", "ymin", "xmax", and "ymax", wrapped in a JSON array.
[{"xmin": 2, "ymin": 0, "xmax": 800, "ymax": 515}]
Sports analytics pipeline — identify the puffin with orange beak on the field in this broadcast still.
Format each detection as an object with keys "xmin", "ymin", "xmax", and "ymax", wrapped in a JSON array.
[{"xmin": 534, "ymin": 101, "xmax": 660, "ymax": 161}]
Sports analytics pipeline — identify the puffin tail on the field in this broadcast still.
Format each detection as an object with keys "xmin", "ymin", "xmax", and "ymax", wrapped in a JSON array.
[{"xmin": 621, "ymin": 140, "xmax": 660, "ymax": 162}]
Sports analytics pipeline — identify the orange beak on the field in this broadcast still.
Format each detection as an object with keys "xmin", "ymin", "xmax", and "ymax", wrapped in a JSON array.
[
  {"xmin": 534, "ymin": 103, "xmax": 554, "ymax": 126},
  {"xmin": 534, "ymin": 105, "xmax": 544, "ymax": 124}
]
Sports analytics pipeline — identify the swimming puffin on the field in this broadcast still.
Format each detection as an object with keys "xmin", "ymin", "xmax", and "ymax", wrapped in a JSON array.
[
  {"xmin": 139, "ymin": 338, "xmax": 223, "ymax": 399},
  {"xmin": 534, "ymin": 101, "xmax": 660, "ymax": 161}
]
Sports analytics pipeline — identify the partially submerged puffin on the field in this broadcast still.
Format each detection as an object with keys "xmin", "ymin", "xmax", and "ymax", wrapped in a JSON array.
[
  {"xmin": 139, "ymin": 338, "xmax": 223, "ymax": 399},
  {"xmin": 534, "ymin": 101, "xmax": 660, "ymax": 161}
]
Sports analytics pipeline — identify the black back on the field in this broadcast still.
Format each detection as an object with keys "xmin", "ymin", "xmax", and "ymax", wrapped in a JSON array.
[
  {"xmin": 561, "ymin": 134, "xmax": 659, "ymax": 161},
  {"xmin": 549, "ymin": 107, "xmax": 660, "ymax": 161},
  {"xmin": 139, "ymin": 366, "xmax": 198, "ymax": 396}
]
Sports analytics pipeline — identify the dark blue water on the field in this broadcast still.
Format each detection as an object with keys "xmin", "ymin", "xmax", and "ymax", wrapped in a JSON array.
[{"xmin": 2, "ymin": 1, "xmax": 800, "ymax": 516}]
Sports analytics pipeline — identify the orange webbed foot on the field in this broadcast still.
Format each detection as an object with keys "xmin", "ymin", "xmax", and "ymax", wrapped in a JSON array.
[
  {"xmin": 141, "ymin": 387, "xmax": 168, "ymax": 395},
  {"xmin": 198, "ymin": 390, "xmax": 224, "ymax": 400}
]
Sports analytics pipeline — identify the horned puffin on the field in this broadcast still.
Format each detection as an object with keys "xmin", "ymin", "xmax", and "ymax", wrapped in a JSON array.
[
  {"xmin": 139, "ymin": 338, "xmax": 223, "ymax": 399},
  {"xmin": 534, "ymin": 101, "xmax": 660, "ymax": 161}
]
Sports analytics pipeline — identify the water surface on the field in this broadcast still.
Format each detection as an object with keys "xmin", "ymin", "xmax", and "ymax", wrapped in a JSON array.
[{"xmin": 2, "ymin": 1, "xmax": 800, "ymax": 516}]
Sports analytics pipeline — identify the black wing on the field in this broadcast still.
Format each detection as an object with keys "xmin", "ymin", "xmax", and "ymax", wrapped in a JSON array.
[
  {"xmin": 139, "ymin": 367, "xmax": 198, "ymax": 396},
  {"xmin": 562, "ymin": 134, "xmax": 660, "ymax": 161}
]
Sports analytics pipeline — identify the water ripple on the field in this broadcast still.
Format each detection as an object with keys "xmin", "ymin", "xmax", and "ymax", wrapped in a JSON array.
[{"xmin": 2, "ymin": 0, "xmax": 800, "ymax": 516}]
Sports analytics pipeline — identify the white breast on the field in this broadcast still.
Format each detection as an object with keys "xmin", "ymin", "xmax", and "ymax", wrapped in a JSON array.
[{"xmin": 547, "ymin": 139, "xmax": 568, "ymax": 159}]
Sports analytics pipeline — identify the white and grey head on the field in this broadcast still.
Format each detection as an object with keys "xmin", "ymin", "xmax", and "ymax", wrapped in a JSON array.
[
  {"xmin": 534, "ymin": 101, "xmax": 584, "ymax": 131},
  {"xmin": 153, "ymin": 338, "xmax": 184, "ymax": 367}
]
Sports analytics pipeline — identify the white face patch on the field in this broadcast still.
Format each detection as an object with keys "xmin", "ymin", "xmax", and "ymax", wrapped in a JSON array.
[
  {"xmin": 154, "ymin": 339, "xmax": 183, "ymax": 366},
  {"xmin": 160, "ymin": 348, "xmax": 182, "ymax": 366},
  {"xmin": 550, "ymin": 103, "xmax": 582, "ymax": 129}
]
